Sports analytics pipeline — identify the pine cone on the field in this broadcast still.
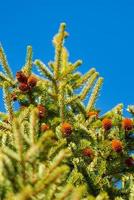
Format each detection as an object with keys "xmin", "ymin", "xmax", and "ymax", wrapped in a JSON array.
[
  {"xmin": 102, "ymin": 118, "xmax": 112, "ymax": 131},
  {"xmin": 125, "ymin": 157, "xmax": 134, "ymax": 167},
  {"xmin": 37, "ymin": 104, "xmax": 47, "ymax": 119},
  {"xmin": 27, "ymin": 75, "xmax": 38, "ymax": 88},
  {"xmin": 61, "ymin": 122, "xmax": 72, "ymax": 136},
  {"xmin": 112, "ymin": 139, "xmax": 123, "ymax": 153},
  {"xmin": 122, "ymin": 118, "xmax": 133, "ymax": 131},
  {"xmin": 82, "ymin": 147, "xmax": 94, "ymax": 157},
  {"xmin": 19, "ymin": 83, "xmax": 29, "ymax": 92},
  {"xmin": 16, "ymin": 71, "xmax": 27, "ymax": 83}
]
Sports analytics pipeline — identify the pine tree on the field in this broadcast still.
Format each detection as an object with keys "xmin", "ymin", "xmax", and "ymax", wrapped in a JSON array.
[{"xmin": 0, "ymin": 23, "xmax": 134, "ymax": 200}]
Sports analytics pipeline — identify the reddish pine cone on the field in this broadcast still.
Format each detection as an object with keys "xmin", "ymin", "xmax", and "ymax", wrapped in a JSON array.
[
  {"xmin": 102, "ymin": 118, "xmax": 112, "ymax": 131},
  {"xmin": 61, "ymin": 122, "xmax": 72, "ymax": 136},
  {"xmin": 125, "ymin": 157, "xmax": 134, "ymax": 167},
  {"xmin": 87, "ymin": 111, "xmax": 98, "ymax": 118},
  {"xmin": 37, "ymin": 104, "xmax": 47, "ymax": 119},
  {"xmin": 16, "ymin": 71, "xmax": 27, "ymax": 83},
  {"xmin": 19, "ymin": 83, "xmax": 29, "ymax": 92},
  {"xmin": 122, "ymin": 118, "xmax": 133, "ymax": 131},
  {"xmin": 82, "ymin": 147, "xmax": 94, "ymax": 158},
  {"xmin": 41, "ymin": 124, "xmax": 50, "ymax": 132},
  {"xmin": 27, "ymin": 75, "xmax": 38, "ymax": 88},
  {"xmin": 112, "ymin": 139, "xmax": 123, "ymax": 153}
]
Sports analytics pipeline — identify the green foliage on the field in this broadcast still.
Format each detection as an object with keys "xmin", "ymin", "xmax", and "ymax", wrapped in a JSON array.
[{"xmin": 0, "ymin": 23, "xmax": 134, "ymax": 200}]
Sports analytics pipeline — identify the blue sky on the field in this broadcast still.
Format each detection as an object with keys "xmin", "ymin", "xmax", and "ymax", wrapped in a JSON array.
[{"xmin": 0, "ymin": 0, "xmax": 134, "ymax": 115}]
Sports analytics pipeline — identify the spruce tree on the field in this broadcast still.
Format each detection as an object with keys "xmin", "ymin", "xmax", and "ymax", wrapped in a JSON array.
[{"xmin": 0, "ymin": 23, "xmax": 134, "ymax": 200}]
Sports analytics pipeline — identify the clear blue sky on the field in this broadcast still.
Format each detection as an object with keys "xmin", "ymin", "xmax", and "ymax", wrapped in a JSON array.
[{"xmin": 0, "ymin": 0, "xmax": 134, "ymax": 115}]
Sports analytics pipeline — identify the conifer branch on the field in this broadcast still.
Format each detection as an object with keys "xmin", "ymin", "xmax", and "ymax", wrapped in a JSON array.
[
  {"xmin": 60, "ymin": 47, "xmax": 69, "ymax": 73},
  {"xmin": 22, "ymin": 45, "xmax": 33, "ymax": 76},
  {"xmin": 0, "ymin": 72, "xmax": 14, "ymax": 86},
  {"xmin": 49, "ymin": 149, "xmax": 71, "ymax": 173},
  {"xmin": 29, "ymin": 108, "xmax": 39, "ymax": 144},
  {"xmin": 34, "ymin": 165, "xmax": 70, "ymax": 196},
  {"xmin": 1, "ymin": 146, "xmax": 20, "ymax": 161},
  {"xmin": 86, "ymin": 77, "xmax": 104, "ymax": 112},
  {"xmin": 34, "ymin": 59, "xmax": 55, "ymax": 81},
  {"xmin": 65, "ymin": 95, "xmax": 80, "ymax": 105},
  {"xmin": 25, "ymin": 130, "xmax": 55, "ymax": 161},
  {"xmin": 73, "ymin": 68, "xmax": 96, "ymax": 88},
  {"xmin": 80, "ymin": 72, "xmax": 99, "ymax": 100},
  {"xmin": 48, "ymin": 61, "xmax": 55, "ymax": 71},
  {"xmin": 21, "ymin": 122, "xmax": 31, "ymax": 146},
  {"xmin": 58, "ymin": 82, "xmax": 65, "ymax": 122},
  {"xmin": 0, "ymin": 121, "xmax": 11, "ymax": 131},
  {"xmin": 18, "ymin": 107, "xmax": 30, "ymax": 123},
  {"xmin": 0, "ymin": 82, "xmax": 4, "ymax": 87},
  {"xmin": 3, "ymin": 81, "xmax": 14, "ymax": 122},
  {"xmin": 62, "ymin": 60, "xmax": 82, "ymax": 78},
  {"xmin": 8, "ymin": 185, "xmax": 33, "ymax": 200},
  {"xmin": 48, "ymin": 139, "xmax": 67, "ymax": 159},
  {"xmin": 55, "ymin": 184, "xmax": 74, "ymax": 200},
  {"xmin": 78, "ymin": 162, "xmax": 98, "ymax": 196},
  {"xmin": 127, "ymin": 105, "xmax": 134, "ymax": 115},
  {"xmin": 77, "ymin": 101, "xmax": 87, "ymax": 117},
  {"xmin": 23, "ymin": 150, "xmax": 71, "ymax": 198},
  {"xmin": 53, "ymin": 23, "xmax": 67, "ymax": 79},
  {"xmin": 46, "ymin": 184, "xmax": 57, "ymax": 200},
  {"xmin": 1, "ymin": 153, "xmax": 15, "ymax": 174},
  {"xmin": 0, "ymin": 131, "xmax": 8, "ymax": 145},
  {"xmin": 65, "ymin": 84, "xmax": 87, "ymax": 116},
  {"xmin": 12, "ymin": 118, "xmax": 23, "ymax": 161},
  {"xmin": 96, "ymin": 192, "xmax": 109, "ymax": 200},
  {"xmin": 0, "ymin": 23, "xmax": 133, "ymax": 200},
  {"xmin": 101, "ymin": 103, "xmax": 123, "ymax": 118},
  {"xmin": 0, "ymin": 44, "xmax": 13, "ymax": 80},
  {"xmin": 71, "ymin": 185, "xmax": 87, "ymax": 200},
  {"xmin": 21, "ymin": 121, "xmax": 31, "ymax": 145}
]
